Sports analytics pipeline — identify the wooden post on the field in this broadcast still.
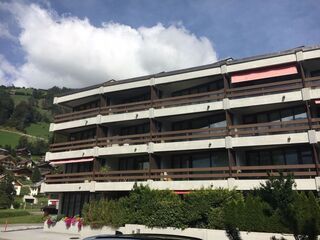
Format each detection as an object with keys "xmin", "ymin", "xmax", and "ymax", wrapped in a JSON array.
[
  {"xmin": 299, "ymin": 61, "xmax": 319, "ymax": 175},
  {"xmin": 312, "ymin": 144, "xmax": 320, "ymax": 176},
  {"xmin": 299, "ymin": 61, "xmax": 314, "ymax": 129},
  {"xmin": 298, "ymin": 62, "xmax": 306, "ymax": 88},
  {"xmin": 227, "ymin": 149, "xmax": 235, "ymax": 178},
  {"xmin": 92, "ymin": 157, "xmax": 96, "ymax": 180},
  {"xmin": 223, "ymin": 74, "xmax": 230, "ymax": 98}
]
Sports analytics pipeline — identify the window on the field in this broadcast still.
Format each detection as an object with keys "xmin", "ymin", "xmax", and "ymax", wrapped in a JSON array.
[
  {"xmin": 294, "ymin": 107, "xmax": 307, "ymax": 120},
  {"xmin": 243, "ymin": 106, "xmax": 307, "ymax": 124},
  {"xmin": 246, "ymin": 152, "xmax": 260, "ymax": 166},
  {"xmin": 281, "ymin": 109, "xmax": 293, "ymax": 121},
  {"xmin": 120, "ymin": 123, "xmax": 149, "ymax": 136},
  {"xmin": 172, "ymin": 79, "xmax": 223, "ymax": 97},
  {"xmin": 272, "ymin": 150, "xmax": 285, "ymax": 165},
  {"xmin": 301, "ymin": 149, "xmax": 313, "ymax": 164},
  {"xmin": 243, "ymin": 115, "xmax": 255, "ymax": 124},
  {"xmin": 212, "ymin": 151, "xmax": 228, "ymax": 166},
  {"xmin": 192, "ymin": 153, "xmax": 210, "ymax": 168},
  {"xmin": 270, "ymin": 112, "xmax": 281, "ymax": 122},
  {"xmin": 259, "ymin": 151, "xmax": 272, "ymax": 165},
  {"xmin": 257, "ymin": 113, "xmax": 268, "ymax": 123},
  {"xmin": 285, "ymin": 149, "xmax": 299, "ymax": 165}
]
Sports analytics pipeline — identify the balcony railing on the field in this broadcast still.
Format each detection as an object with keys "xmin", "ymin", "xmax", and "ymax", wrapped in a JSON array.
[
  {"xmin": 49, "ymin": 118, "xmax": 320, "ymax": 152},
  {"xmin": 229, "ymin": 118, "xmax": 311, "ymax": 137},
  {"xmin": 44, "ymin": 164, "xmax": 317, "ymax": 184},
  {"xmin": 53, "ymin": 76, "xmax": 320, "ymax": 123}
]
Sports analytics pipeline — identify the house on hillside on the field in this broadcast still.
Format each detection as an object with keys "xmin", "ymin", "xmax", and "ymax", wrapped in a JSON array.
[
  {"xmin": 0, "ymin": 148, "xmax": 9, "ymax": 155},
  {"xmin": 12, "ymin": 168, "xmax": 33, "ymax": 179},
  {"xmin": 16, "ymin": 158, "xmax": 33, "ymax": 169},
  {"xmin": 16, "ymin": 148, "xmax": 31, "ymax": 158},
  {"xmin": 37, "ymin": 161, "xmax": 54, "ymax": 177},
  {"xmin": 0, "ymin": 154, "xmax": 16, "ymax": 170},
  {"xmin": 12, "ymin": 180, "xmax": 23, "ymax": 195}
]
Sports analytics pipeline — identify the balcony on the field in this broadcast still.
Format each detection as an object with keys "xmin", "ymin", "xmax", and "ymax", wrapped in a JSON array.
[
  {"xmin": 49, "ymin": 118, "xmax": 320, "ymax": 153},
  {"xmin": 44, "ymin": 164, "xmax": 318, "ymax": 184},
  {"xmin": 53, "ymin": 76, "xmax": 320, "ymax": 124}
]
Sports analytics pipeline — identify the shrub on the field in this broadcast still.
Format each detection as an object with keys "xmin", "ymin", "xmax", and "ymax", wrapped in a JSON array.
[
  {"xmin": 289, "ymin": 192, "xmax": 320, "ymax": 240},
  {"xmin": 223, "ymin": 194, "xmax": 287, "ymax": 233},
  {"xmin": 0, "ymin": 210, "xmax": 30, "ymax": 218},
  {"xmin": 184, "ymin": 188, "xmax": 242, "ymax": 228},
  {"xmin": 20, "ymin": 186, "xmax": 30, "ymax": 196}
]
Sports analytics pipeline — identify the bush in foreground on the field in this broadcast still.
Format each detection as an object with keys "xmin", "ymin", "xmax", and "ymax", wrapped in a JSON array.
[{"xmin": 82, "ymin": 175, "xmax": 320, "ymax": 239}]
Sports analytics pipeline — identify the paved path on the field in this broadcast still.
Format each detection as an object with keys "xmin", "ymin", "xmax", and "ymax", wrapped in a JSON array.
[{"xmin": 0, "ymin": 224, "xmax": 80, "ymax": 240}]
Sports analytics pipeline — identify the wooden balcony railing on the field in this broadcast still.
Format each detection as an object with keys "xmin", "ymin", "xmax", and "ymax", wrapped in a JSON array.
[
  {"xmin": 53, "ymin": 76, "xmax": 320, "ymax": 123},
  {"xmin": 225, "ymin": 78, "xmax": 303, "ymax": 99},
  {"xmin": 152, "ymin": 89, "xmax": 225, "ymax": 109},
  {"xmin": 229, "ymin": 118, "xmax": 311, "ymax": 137},
  {"xmin": 54, "ymin": 107, "xmax": 100, "ymax": 123},
  {"xmin": 151, "ymin": 127, "xmax": 228, "ymax": 142},
  {"xmin": 49, "ymin": 118, "xmax": 320, "ymax": 152},
  {"xmin": 45, "ymin": 164, "xmax": 317, "ymax": 184},
  {"xmin": 49, "ymin": 138, "xmax": 96, "ymax": 152}
]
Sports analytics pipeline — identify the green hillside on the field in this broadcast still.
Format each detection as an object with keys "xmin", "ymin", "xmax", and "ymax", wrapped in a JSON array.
[
  {"xmin": 0, "ymin": 86, "xmax": 71, "ymax": 153},
  {"xmin": 25, "ymin": 122, "xmax": 50, "ymax": 139},
  {"xmin": 0, "ymin": 130, "xmax": 21, "ymax": 148}
]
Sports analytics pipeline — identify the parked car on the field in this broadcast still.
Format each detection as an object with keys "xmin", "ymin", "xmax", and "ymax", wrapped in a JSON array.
[{"xmin": 83, "ymin": 233, "xmax": 202, "ymax": 240}]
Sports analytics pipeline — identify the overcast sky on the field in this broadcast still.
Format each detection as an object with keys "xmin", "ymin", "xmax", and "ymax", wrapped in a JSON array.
[{"xmin": 0, "ymin": 0, "xmax": 319, "ymax": 89}]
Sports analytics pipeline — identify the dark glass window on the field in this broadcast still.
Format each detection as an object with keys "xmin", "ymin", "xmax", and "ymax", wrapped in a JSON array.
[
  {"xmin": 172, "ymin": 79, "xmax": 223, "ymax": 97},
  {"xmin": 272, "ymin": 150, "xmax": 285, "ymax": 165},
  {"xmin": 301, "ymin": 149, "xmax": 313, "ymax": 164},
  {"xmin": 243, "ymin": 106, "xmax": 306, "ymax": 124},
  {"xmin": 270, "ymin": 112, "xmax": 281, "ymax": 122},
  {"xmin": 246, "ymin": 152, "xmax": 260, "ymax": 166},
  {"xmin": 192, "ymin": 153, "xmax": 210, "ymax": 168},
  {"xmin": 120, "ymin": 122, "xmax": 150, "ymax": 136},
  {"xmin": 281, "ymin": 109, "xmax": 293, "ymax": 121},
  {"xmin": 212, "ymin": 151, "xmax": 228, "ymax": 166},
  {"xmin": 294, "ymin": 107, "xmax": 307, "ymax": 120},
  {"xmin": 259, "ymin": 151, "xmax": 272, "ymax": 165},
  {"xmin": 285, "ymin": 149, "xmax": 299, "ymax": 165},
  {"xmin": 257, "ymin": 113, "xmax": 268, "ymax": 123}
]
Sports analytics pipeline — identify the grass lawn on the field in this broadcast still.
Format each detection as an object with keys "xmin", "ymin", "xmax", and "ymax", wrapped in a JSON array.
[
  {"xmin": 13, "ymin": 88, "xmax": 33, "ymax": 95},
  {"xmin": 0, "ymin": 209, "xmax": 44, "ymax": 224},
  {"xmin": 0, "ymin": 130, "xmax": 21, "ymax": 147},
  {"xmin": 25, "ymin": 122, "xmax": 50, "ymax": 139},
  {"xmin": 0, "ymin": 214, "xmax": 43, "ymax": 224}
]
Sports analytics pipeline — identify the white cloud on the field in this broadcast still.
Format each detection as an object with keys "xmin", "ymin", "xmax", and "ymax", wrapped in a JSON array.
[
  {"xmin": 0, "ymin": 23, "xmax": 16, "ymax": 41},
  {"xmin": 0, "ymin": 54, "xmax": 19, "ymax": 86},
  {"xmin": 1, "ymin": 2, "xmax": 217, "ymax": 89}
]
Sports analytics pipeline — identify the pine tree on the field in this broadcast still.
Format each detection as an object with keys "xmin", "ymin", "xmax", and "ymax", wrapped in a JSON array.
[{"xmin": 31, "ymin": 167, "xmax": 41, "ymax": 183}]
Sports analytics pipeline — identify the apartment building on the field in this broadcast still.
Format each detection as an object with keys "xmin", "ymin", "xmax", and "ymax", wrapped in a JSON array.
[{"xmin": 41, "ymin": 46, "xmax": 320, "ymax": 217}]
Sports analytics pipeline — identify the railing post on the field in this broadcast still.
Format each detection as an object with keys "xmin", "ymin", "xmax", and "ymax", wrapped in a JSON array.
[
  {"xmin": 312, "ymin": 145, "xmax": 320, "ymax": 176},
  {"xmin": 227, "ymin": 149, "xmax": 235, "ymax": 178},
  {"xmin": 92, "ymin": 157, "xmax": 96, "ymax": 181}
]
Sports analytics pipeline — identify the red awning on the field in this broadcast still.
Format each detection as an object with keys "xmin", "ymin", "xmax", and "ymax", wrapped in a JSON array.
[
  {"xmin": 49, "ymin": 158, "xmax": 94, "ymax": 165},
  {"xmin": 231, "ymin": 64, "xmax": 298, "ymax": 84}
]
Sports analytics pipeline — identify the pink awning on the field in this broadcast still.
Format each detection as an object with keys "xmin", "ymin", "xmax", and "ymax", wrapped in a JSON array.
[
  {"xmin": 315, "ymin": 100, "xmax": 320, "ymax": 104},
  {"xmin": 50, "ymin": 158, "xmax": 94, "ymax": 165},
  {"xmin": 231, "ymin": 64, "xmax": 298, "ymax": 83},
  {"xmin": 174, "ymin": 190, "xmax": 191, "ymax": 195}
]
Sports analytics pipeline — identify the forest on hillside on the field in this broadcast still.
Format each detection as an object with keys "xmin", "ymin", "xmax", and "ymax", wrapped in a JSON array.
[{"xmin": 0, "ymin": 85, "xmax": 72, "ymax": 154}]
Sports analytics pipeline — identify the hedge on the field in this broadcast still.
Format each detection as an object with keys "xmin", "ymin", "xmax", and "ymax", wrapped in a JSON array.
[
  {"xmin": 0, "ymin": 210, "xmax": 30, "ymax": 218},
  {"xmin": 82, "ymin": 182, "xmax": 320, "ymax": 236}
]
